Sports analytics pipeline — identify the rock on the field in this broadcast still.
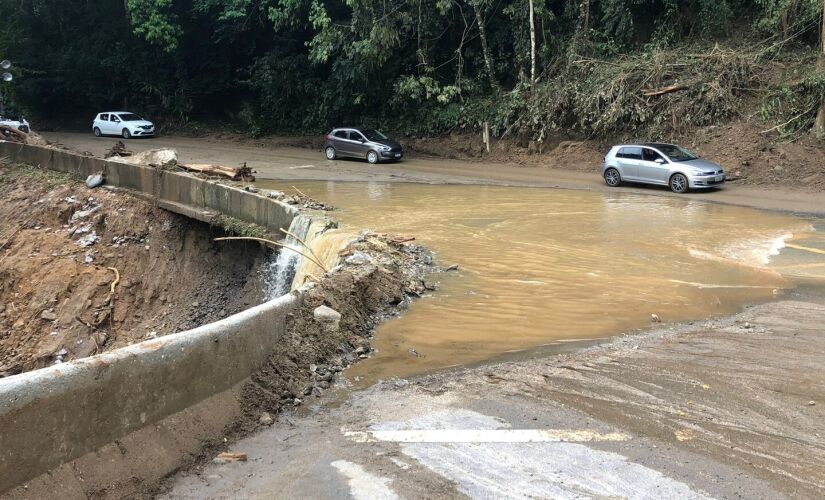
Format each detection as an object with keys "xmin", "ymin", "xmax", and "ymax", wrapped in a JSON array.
[
  {"xmin": 345, "ymin": 251, "xmax": 372, "ymax": 265},
  {"xmin": 313, "ymin": 305, "xmax": 341, "ymax": 332},
  {"xmin": 354, "ymin": 346, "xmax": 367, "ymax": 355},
  {"xmin": 394, "ymin": 379, "xmax": 410, "ymax": 389},
  {"xmin": 650, "ymin": 313, "xmax": 661, "ymax": 323},
  {"xmin": 244, "ymin": 186, "xmax": 260, "ymax": 193},
  {"xmin": 85, "ymin": 173, "xmax": 104, "ymax": 188},
  {"xmin": 445, "ymin": 264, "xmax": 460, "ymax": 272},
  {"xmin": 76, "ymin": 232, "xmax": 99, "ymax": 248},
  {"xmin": 57, "ymin": 348, "xmax": 68, "ymax": 357},
  {"xmin": 40, "ymin": 310, "xmax": 57, "ymax": 321},
  {"xmin": 259, "ymin": 412, "xmax": 274, "ymax": 426},
  {"xmin": 808, "ymin": 401, "xmax": 816, "ymax": 406},
  {"xmin": 317, "ymin": 381, "xmax": 330, "ymax": 390},
  {"xmin": 192, "ymin": 301, "xmax": 200, "ymax": 308},
  {"xmin": 317, "ymin": 372, "xmax": 334, "ymax": 382}
]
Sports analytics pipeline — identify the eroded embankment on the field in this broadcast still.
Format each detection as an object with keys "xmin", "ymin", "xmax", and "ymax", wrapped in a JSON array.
[
  {"xmin": 0, "ymin": 162, "xmax": 267, "ymax": 376},
  {"xmin": 239, "ymin": 232, "xmax": 437, "ymax": 431}
]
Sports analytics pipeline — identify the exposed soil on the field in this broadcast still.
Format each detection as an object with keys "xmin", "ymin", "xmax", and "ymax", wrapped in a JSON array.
[
  {"xmin": 0, "ymin": 161, "xmax": 268, "ymax": 376},
  {"xmin": 237, "ymin": 232, "xmax": 437, "ymax": 432}
]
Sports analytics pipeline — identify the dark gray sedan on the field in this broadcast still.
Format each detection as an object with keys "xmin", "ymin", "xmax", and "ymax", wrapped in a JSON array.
[{"xmin": 323, "ymin": 127, "xmax": 403, "ymax": 164}]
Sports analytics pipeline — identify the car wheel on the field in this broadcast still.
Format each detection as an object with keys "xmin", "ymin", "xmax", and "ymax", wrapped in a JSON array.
[
  {"xmin": 604, "ymin": 168, "xmax": 621, "ymax": 187},
  {"xmin": 122, "ymin": 129, "xmax": 131, "ymax": 139},
  {"xmin": 669, "ymin": 173, "xmax": 689, "ymax": 193},
  {"xmin": 325, "ymin": 146, "xmax": 336, "ymax": 160},
  {"xmin": 367, "ymin": 150, "xmax": 379, "ymax": 164},
  {"xmin": 93, "ymin": 127, "xmax": 102, "ymax": 137}
]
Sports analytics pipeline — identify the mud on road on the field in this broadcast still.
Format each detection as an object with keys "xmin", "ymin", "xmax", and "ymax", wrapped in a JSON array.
[
  {"xmin": 163, "ymin": 295, "xmax": 825, "ymax": 499},
  {"xmin": 43, "ymin": 131, "xmax": 825, "ymax": 217}
]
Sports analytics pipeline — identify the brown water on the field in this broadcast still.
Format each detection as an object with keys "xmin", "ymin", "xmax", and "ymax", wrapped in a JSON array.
[{"xmin": 260, "ymin": 181, "xmax": 820, "ymax": 382}]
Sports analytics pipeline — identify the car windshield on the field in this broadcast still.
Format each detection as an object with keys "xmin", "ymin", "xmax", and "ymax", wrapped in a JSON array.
[
  {"xmin": 360, "ymin": 129, "xmax": 387, "ymax": 141},
  {"xmin": 118, "ymin": 113, "xmax": 143, "ymax": 121},
  {"xmin": 656, "ymin": 144, "xmax": 698, "ymax": 162}
]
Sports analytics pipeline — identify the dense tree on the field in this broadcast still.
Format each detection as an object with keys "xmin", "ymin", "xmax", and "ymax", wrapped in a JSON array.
[{"xmin": 0, "ymin": 0, "xmax": 822, "ymax": 139}]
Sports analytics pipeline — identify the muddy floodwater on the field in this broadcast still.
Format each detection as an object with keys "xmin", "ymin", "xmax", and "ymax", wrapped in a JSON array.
[{"xmin": 260, "ymin": 181, "xmax": 822, "ymax": 382}]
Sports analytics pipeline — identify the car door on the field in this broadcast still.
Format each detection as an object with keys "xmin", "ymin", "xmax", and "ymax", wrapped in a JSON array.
[
  {"xmin": 96, "ymin": 113, "xmax": 110, "ymax": 134},
  {"xmin": 616, "ymin": 147, "xmax": 642, "ymax": 180},
  {"xmin": 638, "ymin": 148, "xmax": 670, "ymax": 184},
  {"xmin": 332, "ymin": 130, "xmax": 349, "ymax": 156},
  {"xmin": 108, "ymin": 114, "xmax": 122, "ymax": 135},
  {"xmin": 349, "ymin": 130, "xmax": 369, "ymax": 158}
]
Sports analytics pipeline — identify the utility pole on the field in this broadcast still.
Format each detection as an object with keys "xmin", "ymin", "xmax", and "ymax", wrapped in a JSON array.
[{"xmin": 0, "ymin": 59, "xmax": 12, "ymax": 116}]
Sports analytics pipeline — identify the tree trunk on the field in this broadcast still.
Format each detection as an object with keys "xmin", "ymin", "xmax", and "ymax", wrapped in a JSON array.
[
  {"xmin": 528, "ymin": 0, "xmax": 536, "ymax": 89},
  {"xmin": 815, "ymin": 0, "xmax": 825, "ymax": 139},
  {"xmin": 474, "ymin": 5, "xmax": 499, "ymax": 91}
]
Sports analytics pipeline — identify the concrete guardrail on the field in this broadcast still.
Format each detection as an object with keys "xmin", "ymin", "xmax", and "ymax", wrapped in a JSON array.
[{"xmin": 0, "ymin": 141, "xmax": 304, "ymax": 494}]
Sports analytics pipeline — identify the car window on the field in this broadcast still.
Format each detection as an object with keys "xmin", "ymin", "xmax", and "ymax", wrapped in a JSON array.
[
  {"xmin": 360, "ymin": 129, "xmax": 387, "ymax": 141},
  {"xmin": 618, "ymin": 147, "xmax": 642, "ymax": 160},
  {"xmin": 100, "ymin": 114, "xmax": 109, "ymax": 121},
  {"xmin": 349, "ymin": 131, "xmax": 365, "ymax": 141},
  {"xmin": 655, "ymin": 144, "xmax": 698, "ymax": 162},
  {"xmin": 642, "ymin": 148, "xmax": 664, "ymax": 162},
  {"xmin": 333, "ymin": 130, "xmax": 347, "ymax": 139},
  {"xmin": 111, "ymin": 115, "xmax": 121, "ymax": 122},
  {"xmin": 119, "ymin": 113, "xmax": 142, "ymax": 121}
]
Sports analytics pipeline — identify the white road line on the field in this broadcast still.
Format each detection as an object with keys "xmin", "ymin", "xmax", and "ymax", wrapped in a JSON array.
[
  {"xmin": 289, "ymin": 164, "xmax": 316, "ymax": 169},
  {"xmin": 344, "ymin": 429, "xmax": 630, "ymax": 443}
]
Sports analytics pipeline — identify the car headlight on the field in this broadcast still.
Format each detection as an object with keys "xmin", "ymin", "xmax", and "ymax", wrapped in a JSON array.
[{"xmin": 379, "ymin": 145, "xmax": 391, "ymax": 151}]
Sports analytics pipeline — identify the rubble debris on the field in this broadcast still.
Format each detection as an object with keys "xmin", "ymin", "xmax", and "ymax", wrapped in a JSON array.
[
  {"xmin": 445, "ymin": 264, "xmax": 460, "ymax": 271},
  {"xmin": 85, "ymin": 173, "xmax": 104, "ymax": 188},
  {"xmin": 103, "ymin": 141, "xmax": 133, "ymax": 158},
  {"xmin": 214, "ymin": 452, "xmax": 248, "ymax": 463},
  {"xmin": 178, "ymin": 162, "xmax": 255, "ymax": 182},
  {"xmin": 651, "ymin": 313, "xmax": 661, "ymax": 323},
  {"xmin": 110, "ymin": 148, "xmax": 178, "ymax": 168}
]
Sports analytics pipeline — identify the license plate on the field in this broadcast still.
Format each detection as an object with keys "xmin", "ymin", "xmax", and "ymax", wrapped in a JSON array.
[
  {"xmin": 395, "ymin": 154, "xmax": 402, "ymax": 158},
  {"xmin": 715, "ymin": 175, "xmax": 723, "ymax": 182}
]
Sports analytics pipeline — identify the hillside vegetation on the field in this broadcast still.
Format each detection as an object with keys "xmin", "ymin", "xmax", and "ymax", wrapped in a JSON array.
[{"xmin": 0, "ymin": 0, "xmax": 823, "ymax": 141}]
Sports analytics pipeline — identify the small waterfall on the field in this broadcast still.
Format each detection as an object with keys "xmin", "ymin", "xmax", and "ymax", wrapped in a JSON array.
[
  {"xmin": 264, "ymin": 215, "xmax": 313, "ymax": 299},
  {"xmin": 264, "ymin": 214, "xmax": 353, "ymax": 299}
]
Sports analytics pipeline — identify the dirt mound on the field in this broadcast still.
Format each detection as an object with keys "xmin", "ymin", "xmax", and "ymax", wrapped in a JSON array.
[
  {"xmin": 0, "ymin": 162, "xmax": 268, "ymax": 376},
  {"xmin": 238, "ymin": 233, "xmax": 437, "ymax": 431}
]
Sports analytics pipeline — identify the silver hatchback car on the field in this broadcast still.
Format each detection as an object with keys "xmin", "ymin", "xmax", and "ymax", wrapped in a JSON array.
[{"xmin": 602, "ymin": 143, "xmax": 725, "ymax": 193}]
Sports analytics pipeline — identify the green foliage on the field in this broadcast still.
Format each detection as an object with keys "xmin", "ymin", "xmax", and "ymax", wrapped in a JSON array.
[
  {"xmin": 760, "ymin": 71, "xmax": 825, "ymax": 137},
  {"xmin": 1, "ymin": 0, "xmax": 823, "ymax": 138},
  {"xmin": 127, "ymin": 0, "xmax": 183, "ymax": 51}
]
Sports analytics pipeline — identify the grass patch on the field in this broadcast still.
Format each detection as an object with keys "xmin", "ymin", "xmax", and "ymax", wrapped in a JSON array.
[
  {"xmin": 211, "ymin": 214, "xmax": 268, "ymax": 239},
  {"xmin": 0, "ymin": 160, "xmax": 77, "ymax": 189}
]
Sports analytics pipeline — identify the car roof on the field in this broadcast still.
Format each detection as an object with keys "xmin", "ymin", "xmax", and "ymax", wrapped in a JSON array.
[
  {"xmin": 614, "ymin": 143, "xmax": 676, "ymax": 149},
  {"xmin": 100, "ymin": 111, "xmax": 133, "ymax": 114}
]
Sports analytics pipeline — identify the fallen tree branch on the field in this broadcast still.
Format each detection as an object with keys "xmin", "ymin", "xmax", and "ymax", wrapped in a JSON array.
[
  {"xmin": 760, "ymin": 107, "xmax": 815, "ymax": 135},
  {"xmin": 642, "ymin": 84, "xmax": 689, "ymax": 97},
  {"xmin": 178, "ymin": 163, "xmax": 255, "ymax": 181},
  {"xmin": 279, "ymin": 227, "xmax": 325, "ymax": 268},
  {"xmin": 291, "ymin": 185, "xmax": 309, "ymax": 198},
  {"xmin": 214, "ymin": 236, "xmax": 329, "ymax": 273}
]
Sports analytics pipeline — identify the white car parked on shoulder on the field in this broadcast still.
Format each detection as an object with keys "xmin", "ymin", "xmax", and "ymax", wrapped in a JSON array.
[
  {"xmin": 92, "ymin": 111, "xmax": 155, "ymax": 139},
  {"xmin": 0, "ymin": 114, "xmax": 30, "ymax": 133}
]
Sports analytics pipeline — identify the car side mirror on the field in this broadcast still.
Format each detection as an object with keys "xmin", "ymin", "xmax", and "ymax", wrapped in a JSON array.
[{"xmin": 654, "ymin": 158, "xmax": 665, "ymax": 164}]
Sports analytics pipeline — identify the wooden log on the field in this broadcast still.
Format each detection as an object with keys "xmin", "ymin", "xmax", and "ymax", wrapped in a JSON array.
[
  {"xmin": 179, "ymin": 163, "xmax": 255, "ymax": 182},
  {"xmin": 642, "ymin": 84, "xmax": 688, "ymax": 97}
]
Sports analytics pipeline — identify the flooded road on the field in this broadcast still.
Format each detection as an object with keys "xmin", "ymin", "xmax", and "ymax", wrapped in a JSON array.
[{"xmin": 261, "ymin": 181, "xmax": 820, "ymax": 382}]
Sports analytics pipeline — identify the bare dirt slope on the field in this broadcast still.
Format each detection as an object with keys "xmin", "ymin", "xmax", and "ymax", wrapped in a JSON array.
[{"xmin": 0, "ymin": 162, "xmax": 267, "ymax": 376}]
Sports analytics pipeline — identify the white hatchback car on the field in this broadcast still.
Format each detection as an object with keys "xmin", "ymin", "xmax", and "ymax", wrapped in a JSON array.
[{"xmin": 92, "ymin": 112, "xmax": 155, "ymax": 139}]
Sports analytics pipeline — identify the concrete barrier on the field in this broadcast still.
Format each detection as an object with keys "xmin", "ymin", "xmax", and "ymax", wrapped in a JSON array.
[
  {"xmin": 0, "ymin": 141, "xmax": 298, "ymax": 236},
  {"xmin": 0, "ymin": 142, "xmax": 309, "ymax": 493},
  {"xmin": 0, "ymin": 293, "xmax": 300, "ymax": 494}
]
